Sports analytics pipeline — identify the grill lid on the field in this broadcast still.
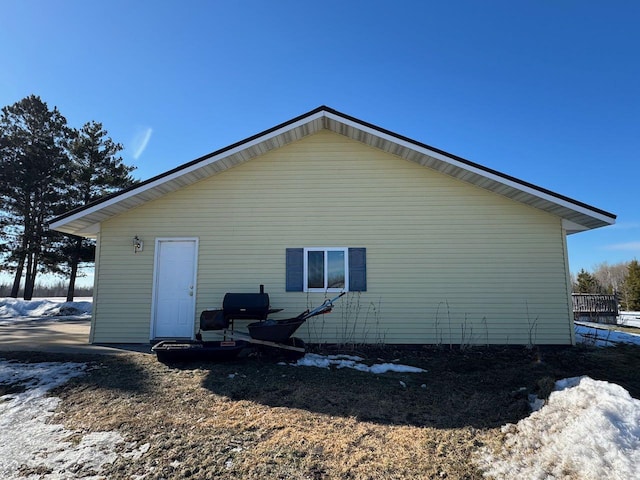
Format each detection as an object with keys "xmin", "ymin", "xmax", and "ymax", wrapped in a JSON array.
[{"xmin": 222, "ymin": 292, "xmax": 270, "ymax": 320}]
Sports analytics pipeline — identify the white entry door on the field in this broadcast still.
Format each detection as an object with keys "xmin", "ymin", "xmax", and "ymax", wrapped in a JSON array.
[{"xmin": 152, "ymin": 239, "xmax": 198, "ymax": 339}]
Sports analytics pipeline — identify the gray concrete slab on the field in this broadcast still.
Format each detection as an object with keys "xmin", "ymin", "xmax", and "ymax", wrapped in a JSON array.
[{"xmin": 0, "ymin": 317, "xmax": 152, "ymax": 355}]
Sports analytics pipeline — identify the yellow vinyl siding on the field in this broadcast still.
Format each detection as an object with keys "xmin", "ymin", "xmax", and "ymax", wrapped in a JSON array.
[{"xmin": 92, "ymin": 130, "xmax": 572, "ymax": 344}]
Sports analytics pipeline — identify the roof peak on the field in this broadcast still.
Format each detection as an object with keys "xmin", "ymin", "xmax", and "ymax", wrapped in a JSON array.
[{"xmin": 50, "ymin": 106, "xmax": 615, "ymax": 236}]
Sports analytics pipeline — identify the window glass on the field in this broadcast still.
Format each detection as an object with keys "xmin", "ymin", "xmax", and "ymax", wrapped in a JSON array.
[
  {"xmin": 327, "ymin": 250, "xmax": 345, "ymax": 288},
  {"xmin": 307, "ymin": 250, "xmax": 325, "ymax": 289}
]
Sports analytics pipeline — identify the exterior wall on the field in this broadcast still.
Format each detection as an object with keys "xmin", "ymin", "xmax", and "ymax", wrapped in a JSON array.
[
  {"xmin": 88, "ymin": 232, "xmax": 101, "ymax": 343},
  {"xmin": 92, "ymin": 130, "xmax": 573, "ymax": 344}
]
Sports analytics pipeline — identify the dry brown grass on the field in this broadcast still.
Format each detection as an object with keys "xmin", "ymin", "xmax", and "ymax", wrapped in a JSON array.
[{"xmin": 3, "ymin": 344, "xmax": 640, "ymax": 479}]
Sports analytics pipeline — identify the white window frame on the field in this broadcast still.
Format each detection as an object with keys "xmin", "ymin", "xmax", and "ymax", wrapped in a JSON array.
[{"xmin": 303, "ymin": 247, "xmax": 349, "ymax": 293}]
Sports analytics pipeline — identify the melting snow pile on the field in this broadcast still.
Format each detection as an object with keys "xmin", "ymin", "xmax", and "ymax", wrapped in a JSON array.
[
  {"xmin": 288, "ymin": 353, "xmax": 426, "ymax": 374},
  {"xmin": 0, "ymin": 359, "xmax": 147, "ymax": 479},
  {"xmin": 574, "ymin": 324, "xmax": 640, "ymax": 347},
  {"xmin": 574, "ymin": 311, "xmax": 640, "ymax": 347},
  {"xmin": 476, "ymin": 376, "xmax": 640, "ymax": 479},
  {"xmin": 0, "ymin": 298, "xmax": 92, "ymax": 324}
]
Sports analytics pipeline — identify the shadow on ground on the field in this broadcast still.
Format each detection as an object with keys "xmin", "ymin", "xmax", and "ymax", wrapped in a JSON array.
[
  {"xmin": 166, "ymin": 344, "xmax": 640, "ymax": 429},
  {"xmin": 150, "ymin": 346, "xmax": 563, "ymax": 428},
  {"xmin": 0, "ymin": 350, "xmax": 156, "ymax": 396},
  {"xmin": 4, "ymin": 344, "xmax": 639, "ymax": 430}
]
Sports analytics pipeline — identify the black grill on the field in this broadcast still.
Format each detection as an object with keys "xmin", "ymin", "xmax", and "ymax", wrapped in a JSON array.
[
  {"xmin": 200, "ymin": 286, "xmax": 272, "ymax": 331},
  {"xmin": 222, "ymin": 292, "xmax": 271, "ymax": 320}
]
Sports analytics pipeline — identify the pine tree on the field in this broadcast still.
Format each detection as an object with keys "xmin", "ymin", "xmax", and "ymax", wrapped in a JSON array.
[
  {"xmin": 575, "ymin": 269, "xmax": 602, "ymax": 294},
  {"xmin": 0, "ymin": 95, "xmax": 72, "ymax": 299},
  {"xmin": 59, "ymin": 121, "xmax": 136, "ymax": 300},
  {"xmin": 621, "ymin": 260, "xmax": 640, "ymax": 311}
]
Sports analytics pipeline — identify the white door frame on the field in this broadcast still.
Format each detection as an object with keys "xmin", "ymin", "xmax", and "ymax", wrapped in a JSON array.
[{"xmin": 150, "ymin": 237, "xmax": 199, "ymax": 340}]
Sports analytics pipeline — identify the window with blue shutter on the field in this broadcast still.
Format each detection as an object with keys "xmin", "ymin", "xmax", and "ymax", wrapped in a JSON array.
[{"xmin": 286, "ymin": 247, "xmax": 366, "ymax": 292}]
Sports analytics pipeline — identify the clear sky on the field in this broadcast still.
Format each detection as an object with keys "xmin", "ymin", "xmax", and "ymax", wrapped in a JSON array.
[{"xmin": 1, "ymin": 0, "xmax": 638, "ymax": 279}]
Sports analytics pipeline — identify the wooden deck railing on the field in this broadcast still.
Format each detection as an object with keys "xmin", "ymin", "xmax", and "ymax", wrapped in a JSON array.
[{"xmin": 572, "ymin": 293, "xmax": 618, "ymax": 324}]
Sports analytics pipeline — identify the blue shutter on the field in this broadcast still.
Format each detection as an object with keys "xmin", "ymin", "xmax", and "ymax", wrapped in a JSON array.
[
  {"xmin": 349, "ymin": 248, "xmax": 367, "ymax": 291},
  {"xmin": 286, "ymin": 248, "xmax": 304, "ymax": 292}
]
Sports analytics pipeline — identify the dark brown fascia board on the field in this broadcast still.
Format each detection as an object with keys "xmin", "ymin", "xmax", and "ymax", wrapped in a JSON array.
[{"xmin": 50, "ymin": 105, "xmax": 616, "ymax": 225}]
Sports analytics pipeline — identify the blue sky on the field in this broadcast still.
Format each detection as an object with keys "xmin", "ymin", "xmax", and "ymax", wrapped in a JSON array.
[{"xmin": 1, "ymin": 0, "xmax": 638, "ymax": 278}]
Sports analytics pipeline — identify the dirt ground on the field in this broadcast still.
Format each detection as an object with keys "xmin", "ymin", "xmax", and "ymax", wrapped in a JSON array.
[{"xmin": 3, "ymin": 344, "xmax": 640, "ymax": 479}]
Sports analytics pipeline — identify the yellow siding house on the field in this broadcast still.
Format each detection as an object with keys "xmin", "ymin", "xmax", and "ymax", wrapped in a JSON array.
[{"xmin": 50, "ymin": 107, "xmax": 615, "ymax": 346}]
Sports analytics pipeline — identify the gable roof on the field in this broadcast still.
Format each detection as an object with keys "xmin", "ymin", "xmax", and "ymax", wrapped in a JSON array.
[{"xmin": 50, "ymin": 106, "xmax": 615, "ymax": 236}]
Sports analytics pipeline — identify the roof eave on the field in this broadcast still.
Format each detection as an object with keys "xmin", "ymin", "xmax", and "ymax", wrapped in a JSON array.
[{"xmin": 49, "ymin": 106, "xmax": 616, "ymax": 237}]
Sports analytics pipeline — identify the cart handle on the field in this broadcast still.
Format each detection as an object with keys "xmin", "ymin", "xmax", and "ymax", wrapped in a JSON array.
[{"xmin": 303, "ymin": 292, "xmax": 346, "ymax": 320}]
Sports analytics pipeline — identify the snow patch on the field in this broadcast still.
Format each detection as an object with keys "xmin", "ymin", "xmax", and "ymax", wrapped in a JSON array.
[
  {"xmin": 575, "ymin": 323, "xmax": 640, "ymax": 347},
  {"xmin": 290, "ymin": 353, "xmax": 426, "ymax": 374},
  {"xmin": 0, "ymin": 359, "xmax": 145, "ymax": 478},
  {"xmin": 0, "ymin": 297, "xmax": 92, "ymax": 324},
  {"xmin": 476, "ymin": 376, "xmax": 640, "ymax": 479},
  {"xmin": 618, "ymin": 311, "xmax": 640, "ymax": 329}
]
